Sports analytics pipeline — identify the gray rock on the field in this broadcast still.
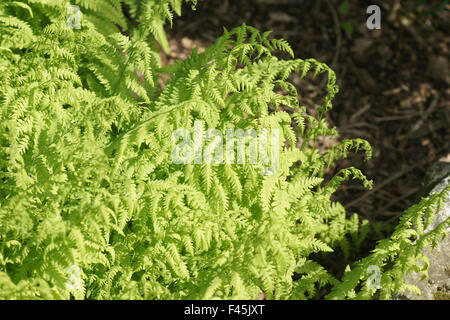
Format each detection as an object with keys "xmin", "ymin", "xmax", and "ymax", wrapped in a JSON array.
[
  {"xmin": 351, "ymin": 38, "xmax": 374, "ymax": 59},
  {"xmin": 396, "ymin": 162, "xmax": 450, "ymax": 300},
  {"xmin": 427, "ymin": 55, "xmax": 450, "ymax": 85}
]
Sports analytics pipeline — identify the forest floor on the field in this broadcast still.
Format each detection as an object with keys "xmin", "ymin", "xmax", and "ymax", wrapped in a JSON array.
[{"xmin": 159, "ymin": 0, "xmax": 449, "ymax": 294}]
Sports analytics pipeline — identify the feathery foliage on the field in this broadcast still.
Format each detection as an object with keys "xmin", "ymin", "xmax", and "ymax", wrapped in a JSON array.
[{"xmin": 0, "ymin": 0, "xmax": 448, "ymax": 300}]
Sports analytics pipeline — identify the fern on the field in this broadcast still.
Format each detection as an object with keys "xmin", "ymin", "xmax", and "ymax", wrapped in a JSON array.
[
  {"xmin": 0, "ymin": 0, "xmax": 448, "ymax": 300},
  {"xmin": 327, "ymin": 186, "xmax": 450, "ymax": 299}
]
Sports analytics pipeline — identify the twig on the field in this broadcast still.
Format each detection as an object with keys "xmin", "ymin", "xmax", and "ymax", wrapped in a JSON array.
[
  {"xmin": 324, "ymin": 0, "xmax": 341, "ymax": 70},
  {"xmin": 320, "ymin": 0, "xmax": 342, "ymax": 88},
  {"xmin": 408, "ymin": 92, "xmax": 440, "ymax": 136},
  {"xmin": 398, "ymin": 92, "xmax": 440, "ymax": 148},
  {"xmin": 373, "ymin": 113, "xmax": 420, "ymax": 122},
  {"xmin": 344, "ymin": 144, "xmax": 449, "ymax": 210},
  {"xmin": 349, "ymin": 104, "xmax": 371, "ymax": 123},
  {"xmin": 344, "ymin": 165, "xmax": 417, "ymax": 209},
  {"xmin": 377, "ymin": 187, "xmax": 420, "ymax": 215}
]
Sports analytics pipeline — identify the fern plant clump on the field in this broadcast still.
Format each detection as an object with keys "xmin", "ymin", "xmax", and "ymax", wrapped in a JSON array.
[{"xmin": 0, "ymin": 0, "xmax": 448, "ymax": 300}]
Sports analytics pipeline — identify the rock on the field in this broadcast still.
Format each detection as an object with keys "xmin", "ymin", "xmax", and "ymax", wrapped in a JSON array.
[
  {"xmin": 377, "ymin": 45, "xmax": 392, "ymax": 61},
  {"xmin": 359, "ymin": 69, "xmax": 377, "ymax": 90},
  {"xmin": 181, "ymin": 37, "xmax": 195, "ymax": 50},
  {"xmin": 268, "ymin": 12, "xmax": 295, "ymax": 23},
  {"xmin": 419, "ymin": 161, "xmax": 450, "ymax": 200},
  {"xmin": 395, "ymin": 162, "xmax": 450, "ymax": 300},
  {"xmin": 351, "ymin": 38, "xmax": 373, "ymax": 58},
  {"xmin": 257, "ymin": 0, "xmax": 304, "ymax": 4},
  {"xmin": 351, "ymin": 38, "xmax": 374, "ymax": 64},
  {"xmin": 427, "ymin": 55, "xmax": 450, "ymax": 85}
]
